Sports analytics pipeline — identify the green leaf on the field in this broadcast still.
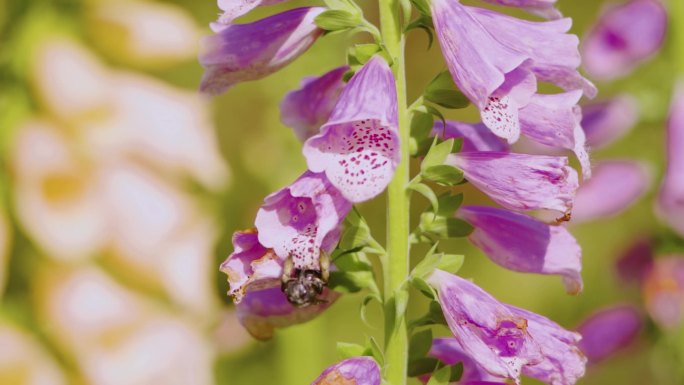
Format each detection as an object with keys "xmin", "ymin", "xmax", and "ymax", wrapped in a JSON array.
[
  {"xmin": 365, "ymin": 337, "xmax": 385, "ymax": 366},
  {"xmin": 360, "ymin": 293, "xmax": 382, "ymax": 327},
  {"xmin": 340, "ymin": 225, "xmax": 371, "ymax": 250},
  {"xmin": 420, "ymin": 214, "xmax": 474, "ymax": 238},
  {"xmin": 436, "ymin": 254, "xmax": 464, "ymax": 274},
  {"xmin": 421, "ymin": 165, "xmax": 464, "ymax": 186},
  {"xmin": 348, "ymin": 43, "xmax": 381, "ymax": 67},
  {"xmin": 424, "ymin": 71, "xmax": 470, "ymax": 109},
  {"xmin": 410, "ymin": 242, "xmax": 440, "ymax": 280},
  {"xmin": 421, "ymin": 138, "xmax": 454, "ymax": 171},
  {"xmin": 407, "ymin": 182, "xmax": 439, "ymax": 213},
  {"xmin": 409, "ymin": 111, "xmax": 435, "ymax": 157},
  {"xmin": 410, "ymin": 0, "xmax": 432, "ymax": 16},
  {"xmin": 449, "ymin": 363, "xmax": 464, "ymax": 382},
  {"xmin": 405, "ymin": 15, "xmax": 434, "ymax": 49},
  {"xmin": 435, "ymin": 192, "xmax": 464, "ymax": 216},
  {"xmin": 323, "ymin": 0, "xmax": 362, "ymax": 14},
  {"xmin": 315, "ymin": 10, "xmax": 362, "ymax": 31},
  {"xmin": 328, "ymin": 270, "xmax": 376, "ymax": 293},
  {"xmin": 427, "ymin": 365, "xmax": 452, "ymax": 385},
  {"xmin": 394, "ymin": 288, "xmax": 410, "ymax": 327},
  {"xmin": 333, "ymin": 251, "xmax": 372, "ymax": 272},
  {"xmin": 410, "ymin": 301, "xmax": 447, "ymax": 329},
  {"xmin": 337, "ymin": 342, "xmax": 366, "ymax": 359},
  {"xmin": 408, "ymin": 357, "xmax": 440, "ymax": 377},
  {"xmin": 409, "ymin": 329, "xmax": 433, "ymax": 360}
]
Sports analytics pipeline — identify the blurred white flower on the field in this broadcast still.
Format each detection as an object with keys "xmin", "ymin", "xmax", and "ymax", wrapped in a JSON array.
[{"xmin": 0, "ymin": 322, "xmax": 67, "ymax": 385}]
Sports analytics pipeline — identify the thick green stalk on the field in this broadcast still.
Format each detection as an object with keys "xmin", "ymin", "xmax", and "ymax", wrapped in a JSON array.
[
  {"xmin": 673, "ymin": 0, "xmax": 684, "ymax": 74},
  {"xmin": 378, "ymin": 0, "xmax": 410, "ymax": 384}
]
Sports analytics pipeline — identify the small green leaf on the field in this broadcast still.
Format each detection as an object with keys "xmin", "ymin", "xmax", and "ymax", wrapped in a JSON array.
[
  {"xmin": 427, "ymin": 365, "xmax": 452, "ymax": 385},
  {"xmin": 424, "ymin": 71, "xmax": 470, "ymax": 109},
  {"xmin": 436, "ymin": 254, "xmax": 464, "ymax": 274},
  {"xmin": 328, "ymin": 270, "xmax": 375, "ymax": 293},
  {"xmin": 340, "ymin": 225, "xmax": 371, "ymax": 250},
  {"xmin": 337, "ymin": 342, "xmax": 366, "ymax": 359},
  {"xmin": 435, "ymin": 192, "xmax": 464, "ymax": 216},
  {"xmin": 323, "ymin": 0, "xmax": 362, "ymax": 13},
  {"xmin": 360, "ymin": 293, "xmax": 382, "ymax": 327},
  {"xmin": 333, "ymin": 251, "xmax": 372, "ymax": 272},
  {"xmin": 408, "ymin": 357, "xmax": 440, "ymax": 377},
  {"xmin": 421, "ymin": 138, "xmax": 454, "ymax": 171},
  {"xmin": 315, "ymin": 10, "xmax": 362, "ymax": 31},
  {"xmin": 410, "ymin": 276, "xmax": 437, "ymax": 299},
  {"xmin": 409, "ymin": 329, "xmax": 433, "ymax": 360},
  {"xmin": 449, "ymin": 363, "xmax": 464, "ymax": 382},
  {"xmin": 348, "ymin": 43, "xmax": 381, "ymax": 66},
  {"xmin": 365, "ymin": 337, "xmax": 385, "ymax": 366},
  {"xmin": 405, "ymin": 15, "xmax": 434, "ymax": 49},
  {"xmin": 407, "ymin": 182, "xmax": 439, "ymax": 213},
  {"xmin": 394, "ymin": 288, "xmax": 410, "ymax": 326},
  {"xmin": 410, "ymin": 242, "xmax": 440, "ymax": 280},
  {"xmin": 410, "ymin": 301, "xmax": 447, "ymax": 329},
  {"xmin": 421, "ymin": 165, "xmax": 464, "ymax": 186},
  {"xmin": 410, "ymin": 0, "xmax": 432, "ymax": 16},
  {"xmin": 420, "ymin": 214, "xmax": 474, "ymax": 238}
]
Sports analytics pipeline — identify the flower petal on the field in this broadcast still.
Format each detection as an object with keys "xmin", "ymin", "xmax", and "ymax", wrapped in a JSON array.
[
  {"xmin": 432, "ymin": 120, "xmax": 509, "ymax": 152},
  {"xmin": 311, "ymin": 357, "xmax": 381, "ymax": 385},
  {"xmin": 448, "ymin": 152, "xmax": 579, "ymax": 214},
  {"xmin": 642, "ymin": 257, "xmax": 684, "ymax": 329},
  {"xmin": 212, "ymin": 0, "xmax": 289, "ymax": 28},
  {"xmin": 199, "ymin": 7, "xmax": 324, "ymax": 95},
  {"xmin": 280, "ymin": 66, "xmax": 349, "ymax": 141},
  {"xmin": 458, "ymin": 205, "xmax": 583, "ymax": 294},
  {"xmin": 303, "ymin": 56, "xmax": 400, "ymax": 202},
  {"xmin": 581, "ymin": 95, "xmax": 639, "ymax": 149},
  {"xmin": 658, "ymin": 82, "xmax": 684, "ymax": 237},
  {"xmin": 478, "ymin": 0, "xmax": 561, "ymax": 19},
  {"xmin": 577, "ymin": 305, "xmax": 642, "ymax": 363}
]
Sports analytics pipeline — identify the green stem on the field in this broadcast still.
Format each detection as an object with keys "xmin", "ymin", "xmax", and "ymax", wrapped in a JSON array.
[
  {"xmin": 673, "ymin": 0, "xmax": 684, "ymax": 74},
  {"xmin": 379, "ymin": 0, "xmax": 410, "ymax": 384}
]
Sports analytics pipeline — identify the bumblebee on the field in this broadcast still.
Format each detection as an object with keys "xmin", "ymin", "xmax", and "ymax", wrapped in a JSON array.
[{"xmin": 281, "ymin": 251, "xmax": 330, "ymax": 307}]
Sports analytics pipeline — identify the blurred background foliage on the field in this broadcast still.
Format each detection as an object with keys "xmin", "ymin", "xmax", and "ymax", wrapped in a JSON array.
[{"xmin": 0, "ymin": 0, "xmax": 681, "ymax": 384}]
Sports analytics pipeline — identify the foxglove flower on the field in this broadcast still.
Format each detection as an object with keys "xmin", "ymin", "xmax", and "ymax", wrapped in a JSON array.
[
  {"xmin": 303, "ymin": 56, "xmax": 400, "ymax": 202},
  {"xmin": 310, "ymin": 357, "xmax": 381, "ymax": 385},
  {"xmin": 457, "ymin": 205, "xmax": 583, "ymax": 294},
  {"xmin": 643, "ymin": 257, "xmax": 684, "ymax": 329},
  {"xmin": 211, "ymin": 0, "xmax": 289, "ymax": 29},
  {"xmin": 430, "ymin": 0, "xmax": 595, "ymax": 141},
  {"xmin": 199, "ymin": 7, "xmax": 325, "ymax": 95},
  {"xmin": 237, "ymin": 286, "xmax": 338, "ymax": 340},
  {"xmin": 427, "ymin": 270, "xmax": 586, "ymax": 384},
  {"xmin": 572, "ymin": 161, "xmax": 650, "ymax": 223},
  {"xmin": 615, "ymin": 238, "xmax": 654, "ymax": 285},
  {"xmin": 581, "ymin": 95, "xmax": 639, "ymax": 149},
  {"xmin": 479, "ymin": 0, "xmax": 561, "ymax": 19},
  {"xmin": 220, "ymin": 230, "xmax": 338, "ymax": 339},
  {"xmin": 577, "ymin": 305, "xmax": 642, "ymax": 363},
  {"xmin": 280, "ymin": 66, "xmax": 349, "ymax": 141},
  {"xmin": 433, "ymin": 120, "xmax": 509, "ymax": 152},
  {"xmin": 255, "ymin": 171, "xmax": 351, "ymax": 270},
  {"xmin": 658, "ymin": 82, "xmax": 684, "ymax": 237},
  {"xmin": 582, "ymin": 0, "xmax": 667, "ymax": 81},
  {"xmin": 518, "ymin": 90, "xmax": 591, "ymax": 179},
  {"xmin": 446, "ymin": 153, "xmax": 579, "ymax": 214}
]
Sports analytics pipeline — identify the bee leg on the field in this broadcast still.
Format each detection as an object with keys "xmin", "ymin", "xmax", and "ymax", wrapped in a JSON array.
[
  {"xmin": 281, "ymin": 256, "xmax": 294, "ymax": 290},
  {"xmin": 319, "ymin": 250, "xmax": 330, "ymax": 282}
]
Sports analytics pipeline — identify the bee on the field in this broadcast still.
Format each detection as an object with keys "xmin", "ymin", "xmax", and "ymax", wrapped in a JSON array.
[{"xmin": 281, "ymin": 251, "xmax": 331, "ymax": 307}]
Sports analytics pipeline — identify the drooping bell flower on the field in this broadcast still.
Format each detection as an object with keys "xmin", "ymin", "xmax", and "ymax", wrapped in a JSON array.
[
  {"xmin": 457, "ymin": 205, "xmax": 583, "ymax": 294},
  {"xmin": 642, "ymin": 256, "xmax": 684, "ymax": 329},
  {"xmin": 615, "ymin": 238, "xmax": 654, "ymax": 285},
  {"xmin": 430, "ymin": 0, "xmax": 595, "ymax": 141},
  {"xmin": 432, "ymin": 120, "xmax": 510, "ymax": 152},
  {"xmin": 303, "ymin": 56, "xmax": 400, "ymax": 202},
  {"xmin": 582, "ymin": 0, "xmax": 667, "ymax": 81},
  {"xmin": 658, "ymin": 82, "xmax": 684, "ymax": 237},
  {"xmin": 280, "ymin": 66, "xmax": 349, "ymax": 141},
  {"xmin": 478, "ymin": 0, "xmax": 561, "ymax": 20},
  {"xmin": 211, "ymin": 0, "xmax": 289, "ymax": 29},
  {"xmin": 220, "ymin": 230, "xmax": 338, "ymax": 339},
  {"xmin": 199, "ymin": 7, "xmax": 325, "ymax": 95},
  {"xmin": 255, "ymin": 171, "xmax": 352, "ymax": 270},
  {"xmin": 581, "ymin": 95, "xmax": 639, "ymax": 149},
  {"xmin": 429, "ymin": 338, "xmax": 507, "ymax": 384},
  {"xmin": 576, "ymin": 305, "xmax": 642, "ymax": 364},
  {"xmin": 571, "ymin": 161, "xmax": 650, "ymax": 223},
  {"xmin": 518, "ymin": 90, "xmax": 591, "ymax": 179},
  {"xmin": 426, "ymin": 270, "xmax": 586, "ymax": 384},
  {"xmin": 310, "ymin": 357, "xmax": 381, "ymax": 385},
  {"xmin": 446, "ymin": 153, "xmax": 579, "ymax": 214}
]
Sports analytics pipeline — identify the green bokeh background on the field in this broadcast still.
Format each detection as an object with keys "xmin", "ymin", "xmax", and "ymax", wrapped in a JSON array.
[{"xmin": 1, "ymin": 0, "xmax": 682, "ymax": 384}]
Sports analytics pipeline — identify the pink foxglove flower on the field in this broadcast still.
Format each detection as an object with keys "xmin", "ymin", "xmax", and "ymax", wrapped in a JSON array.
[
  {"xmin": 615, "ymin": 238, "xmax": 654, "ymax": 285},
  {"xmin": 429, "ymin": 338, "xmax": 507, "ymax": 384},
  {"xmin": 211, "ymin": 0, "xmax": 289, "ymax": 29},
  {"xmin": 199, "ymin": 7, "xmax": 325, "ymax": 95},
  {"xmin": 255, "ymin": 171, "xmax": 352, "ymax": 270},
  {"xmin": 582, "ymin": 0, "xmax": 667, "ymax": 81},
  {"xmin": 658, "ymin": 82, "xmax": 684, "ymax": 237},
  {"xmin": 221, "ymin": 230, "xmax": 338, "ymax": 339},
  {"xmin": 427, "ymin": 270, "xmax": 586, "ymax": 384},
  {"xmin": 433, "ymin": 121, "xmax": 509, "ymax": 152},
  {"xmin": 446, "ymin": 153, "xmax": 579, "ymax": 214},
  {"xmin": 303, "ymin": 56, "xmax": 400, "ymax": 202},
  {"xmin": 572, "ymin": 161, "xmax": 650, "ymax": 223},
  {"xmin": 643, "ymin": 257, "xmax": 684, "ymax": 329},
  {"xmin": 280, "ymin": 66, "xmax": 349, "ymax": 141},
  {"xmin": 577, "ymin": 305, "xmax": 642, "ymax": 364},
  {"xmin": 310, "ymin": 357, "xmax": 381, "ymax": 385},
  {"xmin": 581, "ymin": 95, "xmax": 639, "ymax": 149},
  {"xmin": 457, "ymin": 205, "xmax": 583, "ymax": 294},
  {"xmin": 430, "ymin": 0, "xmax": 595, "ymax": 141},
  {"xmin": 519, "ymin": 90, "xmax": 591, "ymax": 179},
  {"xmin": 479, "ymin": 0, "xmax": 561, "ymax": 20},
  {"xmin": 237, "ymin": 286, "xmax": 338, "ymax": 340}
]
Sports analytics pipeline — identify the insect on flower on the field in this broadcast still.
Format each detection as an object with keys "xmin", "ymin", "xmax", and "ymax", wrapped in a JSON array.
[{"xmin": 281, "ymin": 250, "xmax": 331, "ymax": 307}]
